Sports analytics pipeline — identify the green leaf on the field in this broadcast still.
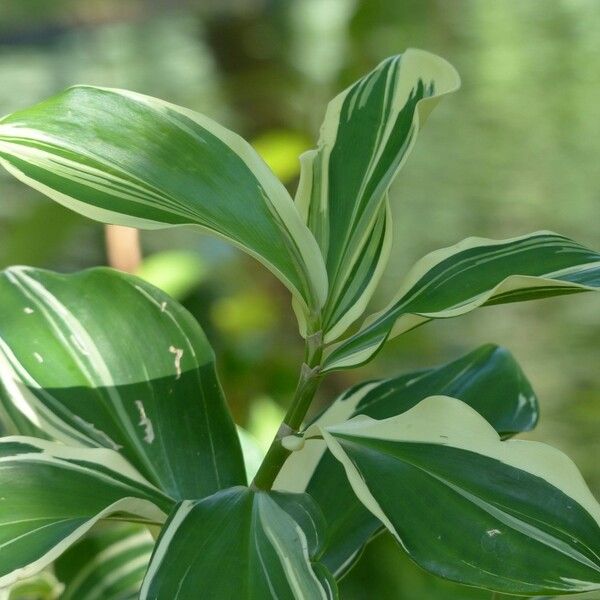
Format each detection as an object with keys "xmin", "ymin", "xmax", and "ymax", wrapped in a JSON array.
[
  {"xmin": 324, "ymin": 231, "xmax": 600, "ymax": 371},
  {"xmin": 0, "ymin": 86, "xmax": 328, "ymax": 321},
  {"xmin": 55, "ymin": 523, "xmax": 153, "ymax": 600},
  {"xmin": 0, "ymin": 436, "xmax": 171, "ymax": 589},
  {"xmin": 140, "ymin": 487, "xmax": 337, "ymax": 599},
  {"xmin": 0, "ymin": 266, "xmax": 245, "ymax": 500},
  {"xmin": 295, "ymin": 49, "xmax": 460, "ymax": 340},
  {"xmin": 322, "ymin": 396, "xmax": 600, "ymax": 595},
  {"xmin": 0, "ymin": 571, "xmax": 63, "ymax": 600},
  {"xmin": 275, "ymin": 344, "xmax": 539, "ymax": 577}
]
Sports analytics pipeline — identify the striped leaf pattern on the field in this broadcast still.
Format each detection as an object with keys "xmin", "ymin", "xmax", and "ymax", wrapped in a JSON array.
[
  {"xmin": 275, "ymin": 345, "xmax": 539, "ymax": 576},
  {"xmin": 140, "ymin": 487, "xmax": 337, "ymax": 599},
  {"xmin": 0, "ymin": 267, "xmax": 246, "ymax": 501},
  {"xmin": 0, "ymin": 86, "xmax": 327, "ymax": 322},
  {"xmin": 322, "ymin": 396, "xmax": 600, "ymax": 595},
  {"xmin": 0, "ymin": 436, "xmax": 172, "ymax": 589},
  {"xmin": 295, "ymin": 49, "xmax": 460, "ymax": 340},
  {"xmin": 0, "ymin": 571, "xmax": 63, "ymax": 600},
  {"xmin": 55, "ymin": 524, "xmax": 154, "ymax": 600},
  {"xmin": 324, "ymin": 232, "xmax": 600, "ymax": 371}
]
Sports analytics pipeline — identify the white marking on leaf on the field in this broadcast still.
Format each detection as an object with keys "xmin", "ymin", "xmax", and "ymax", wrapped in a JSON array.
[
  {"xmin": 0, "ymin": 345, "xmax": 41, "ymax": 426},
  {"xmin": 135, "ymin": 401, "xmax": 155, "ymax": 444},
  {"xmin": 23, "ymin": 307, "xmax": 34, "ymax": 314},
  {"xmin": 71, "ymin": 415, "xmax": 122, "ymax": 451},
  {"xmin": 168, "ymin": 346, "xmax": 183, "ymax": 380},
  {"xmin": 69, "ymin": 333, "xmax": 89, "ymax": 356},
  {"xmin": 486, "ymin": 528, "xmax": 502, "ymax": 537},
  {"xmin": 33, "ymin": 352, "xmax": 43, "ymax": 364}
]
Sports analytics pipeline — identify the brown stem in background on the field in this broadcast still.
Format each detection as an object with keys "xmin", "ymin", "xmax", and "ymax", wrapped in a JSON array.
[{"xmin": 104, "ymin": 225, "xmax": 142, "ymax": 273}]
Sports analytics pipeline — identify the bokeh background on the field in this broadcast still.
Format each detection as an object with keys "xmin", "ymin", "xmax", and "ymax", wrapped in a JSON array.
[{"xmin": 1, "ymin": 1, "xmax": 599, "ymax": 598}]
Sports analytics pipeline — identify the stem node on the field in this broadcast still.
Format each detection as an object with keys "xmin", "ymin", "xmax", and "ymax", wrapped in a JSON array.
[{"xmin": 251, "ymin": 331, "xmax": 325, "ymax": 490}]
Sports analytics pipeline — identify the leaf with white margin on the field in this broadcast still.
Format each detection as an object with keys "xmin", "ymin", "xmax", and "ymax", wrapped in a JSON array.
[
  {"xmin": 324, "ymin": 231, "xmax": 600, "ymax": 371},
  {"xmin": 140, "ymin": 486, "xmax": 337, "ymax": 599},
  {"xmin": 55, "ymin": 523, "xmax": 154, "ymax": 600},
  {"xmin": 322, "ymin": 396, "xmax": 600, "ymax": 595},
  {"xmin": 0, "ymin": 436, "xmax": 172, "ymax": 589},
  {"xmin": 296, "ymin": 49, "xmax": 460, "ymax": 340},
  {"xmin": 0, "ymin": 571, "xmax": 63, "ymax": 600},
  {"xmin": 0, "ymin": 85, "xmax": 327, "ymax": 323},
  {"xmin": 275, "ymin": 344, "xmax": 539, "ymax": 577},
  {"xmin": 0, "ymin": 266, "xmax": 246, "ymax": 501}
]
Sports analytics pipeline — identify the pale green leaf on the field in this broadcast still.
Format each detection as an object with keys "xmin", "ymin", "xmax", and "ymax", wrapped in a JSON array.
[
  {"xmin": 0, "ymin": 266, "xmax": 245, "ymax": 500},
  {"xmin": 0, "ymin": 571, "xmax": 63, "ymax": 600},
  {"xmin": 323, "ymin": 396, "xmax": 600, "ymax": 595},
  {"xmin": 134, "ymin": 250, "xmax": 206, "ymax": 301}
]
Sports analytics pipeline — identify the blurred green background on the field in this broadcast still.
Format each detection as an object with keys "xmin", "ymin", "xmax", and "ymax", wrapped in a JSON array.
[{"xmin": 0, "ymin": 1, "xmax": 599, "ymax": 598}]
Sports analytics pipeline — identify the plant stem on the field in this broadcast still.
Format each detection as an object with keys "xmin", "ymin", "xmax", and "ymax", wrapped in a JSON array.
[{"xmin": 251, "ymin": 330, "xmax": 324, "ymax": 490}]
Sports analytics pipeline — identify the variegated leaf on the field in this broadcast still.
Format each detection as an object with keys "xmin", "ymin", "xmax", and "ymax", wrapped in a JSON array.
[
  {"xmin": 322, "ymin": 396, "xmax": 600, "ymax": 595},
  {"xmin": 140, "ymin": 487, "xmax": 337, "ymax": 599},
  {"xmin": 0, "ymin": 267, "xmax": 245, "ymax": 501},
  {"xmin": 0, "ymin": 437, "xmax": 172, "ymax": 589},
  {"xmin": 295, "ymin": 49, "xmax": 460, "ymax": 340},
  {"xmin": 324, "ymin": 232, "xmax": 600, "ymax": 371},
  {"xmin": 55, "ymin": 523, "xmax": 154, "ymax": 600},
  {"xmin": 0, "ymin": 86, "xmax": 327, "ymax": 323},
  {"xmin": 275, "ymin": 344, "xmax": 539, "ymax": 577},
  {"xmin": 0, "ymin": 571, "xmax": 63, "ymax": 600}
]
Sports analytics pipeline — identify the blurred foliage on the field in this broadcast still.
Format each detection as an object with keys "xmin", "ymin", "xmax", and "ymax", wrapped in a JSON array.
[
  {"xmin": 251, "ymin": 129, "xmax": 311, "ymax": 182},
  {"xmin": 0, "ymin": 1, "xmax": 599, "ymax": 598},
  {"xmin": 135, "ymin": 250, "xmax": 207, "ymax": 300}
]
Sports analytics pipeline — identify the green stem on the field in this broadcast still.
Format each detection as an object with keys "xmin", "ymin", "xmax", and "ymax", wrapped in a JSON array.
[{"xmin": 251, "ymin": 330, "xmax": 324, "ymax": 490}]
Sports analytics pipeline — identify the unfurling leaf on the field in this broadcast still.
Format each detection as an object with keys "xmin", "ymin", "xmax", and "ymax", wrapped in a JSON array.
[{"xmin": 296, "ymin": 49, "xmax": 460, "ymax": 340}]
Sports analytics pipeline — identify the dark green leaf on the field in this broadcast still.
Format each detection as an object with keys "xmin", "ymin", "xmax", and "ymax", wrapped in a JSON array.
[
  {"xmin": 0, "ymin": 86, "xmax": 327, "ymax": 320},
  {"xmin": 296, "ymin": 49, "xmax": 460, "ymax": 340},
  {"xmin": 140, "ymin": 487, "xmax": 337, "ymax": 599},
  {"xmin": 276, "ymin": 344, "xmax": 539, "ymax": 576},
  {"xmin": 325, "ymin": 232, "xmax": 600, "ymax": 371},
  {"xmin": 324, "ymin": 396, "xmax": 600, "ymax": 596},
  {"xmin": 0, "ymin": 437, "xmax": 171, "ymax": 589},
  {"xmin": 0, "ymin": 266, "xmax": 245, "ymax": 500}
]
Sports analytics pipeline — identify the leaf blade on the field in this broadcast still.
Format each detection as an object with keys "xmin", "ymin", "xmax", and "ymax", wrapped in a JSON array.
[
  {"xmin": 0, "ymin": 437, "xmax": 171, "ymax": 589},
  {"xmin": 297, "ymin": 49, "xmax": 460, "ymax": 339},
  {"xmin": 140, "ymin": 487, "xmax": 337, "ymax": 599},
  {"xmin": 55, "ymin": 523, "xmax": 154, "ymax": 600},
  {"xmin": 275, "ymin": 344, "xmax": 539, "ymax": 576},
  {"xmin": 323, "ymin": 396, "xmax": 600, "ymax": 595},
  {"xmin": 324, "ymin": 232, "xmax": 600, "ymax": 371},
  {"xmin": 0, "ymin": 86, "xmax": 327, "ymax": 318},
  {"xmin": 0, "ymin": 266, "xmax": 246, "ymax": 500}
]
